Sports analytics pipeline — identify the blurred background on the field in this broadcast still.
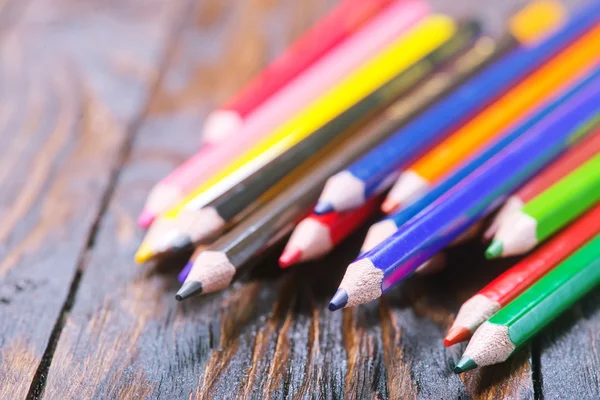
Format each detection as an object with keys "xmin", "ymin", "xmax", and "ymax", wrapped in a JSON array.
[{"xmin": 0, "ymin": 1, "xmax": 596, "ymax": 399}]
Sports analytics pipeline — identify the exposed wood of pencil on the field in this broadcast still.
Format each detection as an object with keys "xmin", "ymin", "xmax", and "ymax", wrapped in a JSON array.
[
  {"xmin": 160, "ymin": 22, "xmax": 482, "ymax": 255},
  {"xmin": 2, "ymin": 1, "xmax": 596, "ymax": 399},
  {"xmin": 179, "ymin": 66, "xmax": 473, "ymax": 297}
]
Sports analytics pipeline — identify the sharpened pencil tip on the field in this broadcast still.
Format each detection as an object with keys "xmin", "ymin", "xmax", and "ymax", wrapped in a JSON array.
[
  {"xmin": 444, "ymin": 327, "xmax": 472, "ymax": 347},
  {"xmin": 134, "ymin": 244, "xmax": 155, "ymax": 264},
  {"xmin": 176, "ymin": 280, "xmax": 203, "ymax": 301},
  {"xmin": 454, "ymin": 356, "xmax": 478, "ymax": 373},
  {"xmin": 380, "ymin": 199, "xmax": 399, "ymax": 214},
  {"xmin": 137, "ymin": 210, "xmax": 156, "ymax": 229},
  {"xmin": 279, "ymin": 247, "xmax": 303, "ymax": 268},
  {"xmin": 177, "ymin": 262, "xmax": 193, "ymax": 283},
  {"xmin": 169, "ymin": 234, "xmax": 194, "ymax": 252},
  {"xmin": 328, "ymin": 288, "xmax": 348, "ymax": 311},
  {"xmin": 314, "ymin": 201, "xmax": 335, "ymax": 215},
  {"xmin": 485, "ymin": 239, "xmax": 503, "ymax": 259}
]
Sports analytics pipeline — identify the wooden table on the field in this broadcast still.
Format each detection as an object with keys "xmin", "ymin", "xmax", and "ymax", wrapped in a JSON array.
[{"xmin": 0, "ymin": 0, "xmax": 598, "ymax": 398}]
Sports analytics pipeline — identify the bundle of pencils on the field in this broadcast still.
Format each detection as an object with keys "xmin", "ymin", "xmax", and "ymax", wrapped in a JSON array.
[{"xmin": 137, "ymin": 0, "xmax": 600, "ymax": 373}]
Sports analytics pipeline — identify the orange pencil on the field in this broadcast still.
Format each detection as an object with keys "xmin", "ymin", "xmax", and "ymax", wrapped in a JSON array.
[{"xmin": 381, "ymin": 25, "xmax": 600, "ymax": 213}]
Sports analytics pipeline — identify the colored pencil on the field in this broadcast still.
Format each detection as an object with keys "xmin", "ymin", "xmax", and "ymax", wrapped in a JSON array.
[
  {"xmin": 361, "ymin": 68, "xmax": 600, "ymax": 252},
  {"xmin": 454, "ymin": 233, "xmax": 600, "ymax": 373},
  {"xmin": 136, "ymin": 21, "xmax": 480, "ymax": 259},
  {"xmin": 314, "ymin": 1, "xmax": 598, "ymax": 215},
  {"xmin": 328, "ymin": 72, "xmax": 600, "ymax": 311},
  {"xmin": 486, "ymin": 152, "xmax": 600, "ymax": 259},
  {"xmin": 484, "ymin": 128, "xmax": 600, "ymax": 239},
  {"xmin": 445, "ymin": 203, "xmax": 600, "ymax": 346},
  {"xmin": 175, "ymin": 110, "xmax": 401, "ymax": 300},
  {"xmin": 201, "ymin": 0, "xmax": 396, "ymax": 142},
  {"xmin": 279, "ymin": 196, "xmax": 382, "ymax": 267},
  {"xmin": 173, "ymin": 44, "xmax": 495, "ymax": 299},
  {"xmin": 381, "ymin": 24, "xmax": 600, "ymax": 213},
  {"xmin": 138, "ymin": 0, "xmax": 428, "ymax": 227},
  {"xmin": 134, "ymin": 16, "xmax": 460, "ymax": 263}
]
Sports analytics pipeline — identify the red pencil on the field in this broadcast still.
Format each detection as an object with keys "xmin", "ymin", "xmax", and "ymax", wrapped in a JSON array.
[
  {"xmin": 445, "ymin": 203, "xmax": 600, "ymax": 346},
  {"xmin": 279, "ymin": 196, "xmax": 382, "ymax": 267},
  {"xmin": 484, "ymin": 128, "xmax": 600, "ymax": 239},
  {"xmin": 201, "ymin": 0, "xmax": 395, "ymax": 142}
]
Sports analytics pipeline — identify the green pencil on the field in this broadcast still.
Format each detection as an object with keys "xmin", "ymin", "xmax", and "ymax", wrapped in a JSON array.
[
  {"xmin": 455, "ymin": 233, "xmax": 600, "ymax": 373},
  {"xmin": 486, "ymin": 151, "xmax": 600, "ymax": 258}
]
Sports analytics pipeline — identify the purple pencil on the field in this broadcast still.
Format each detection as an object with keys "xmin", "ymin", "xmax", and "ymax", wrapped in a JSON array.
[
  {"xmin": 329, "ymin": 70, "xmax": 600, "ymax": 311},
  {"xmin": 178, "ymin": 263, "xmax": 192, "ymax": 283}
]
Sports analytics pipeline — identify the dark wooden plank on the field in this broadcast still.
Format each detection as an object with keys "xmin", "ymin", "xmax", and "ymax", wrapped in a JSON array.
[
  {"xmin": 42, "ymin": 1, "xmax": 341, "ymax": 398},
  {"xmin": 12, "ymin": 0, "xmax": 596, "ymax": 399},
  {"xmin": 536, "ymin": 288, "xmax": 600, "ymax": 399},
  {"xmin": 380, "ymin": 243, "xmax": 536, "ymax": 399},
  {"xmin": 0, "ymin": 0, "xmax": 191, "ymax": 397}
]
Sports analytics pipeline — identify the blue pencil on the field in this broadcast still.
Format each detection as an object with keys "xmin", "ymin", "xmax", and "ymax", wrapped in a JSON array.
[
  {"xmin": 329, "ymin": 74, "xmax": 600, "ymax": 310},
  {"xmin": 360, "ymin": 66, "xmax": 600, "ymax": 253},
  {"xmin": 313, "ymin": 1, "xmax": 600, "ymax": 215}
]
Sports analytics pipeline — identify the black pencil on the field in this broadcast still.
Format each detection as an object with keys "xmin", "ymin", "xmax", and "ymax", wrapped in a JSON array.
[
  {"xmin": 175, "ymin": 33, "xmax": 504, "ymax": 299},
  {"xmin": 138, "ymin": 20, "xmax": 482, "ymax": 258}
]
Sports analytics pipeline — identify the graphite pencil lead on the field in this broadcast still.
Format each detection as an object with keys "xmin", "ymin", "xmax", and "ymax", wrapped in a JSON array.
[
  {"xmin": 454, "ymin": 357, "xmax": 478, "ymax": 373},
  {"xmin": 176, "ymin": 280, "xmax": 203, "ymax": 301},
  {"xmin": 328, "ymin": 288, "xmax": 349, "ymax": 311}
]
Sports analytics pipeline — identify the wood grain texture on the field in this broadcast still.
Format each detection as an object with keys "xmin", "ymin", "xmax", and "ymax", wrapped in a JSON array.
[
  {"xmin": 380, "ymin": 242, "xmax": 536, "ymax": 399},
  {"xmin": 0, "ymin": 0, "xmax": 597, "ymax": 399},
  {"xmin": 42, "ymin": 0, "xmax": 341, "ymax": 398},
  {"xmin": 537, "ymin": 288, "xmax": 600, "ymax": 399},
  {"xmin": 0, "ymin": 0, "xmax": 191, "ymax": 397}
]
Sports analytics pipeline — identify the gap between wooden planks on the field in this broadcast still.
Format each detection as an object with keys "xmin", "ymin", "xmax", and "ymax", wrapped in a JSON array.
[
  {"xmin": 0, "ymin": 0, "xmax": 596, "ymax": 399},
  {"xmin": 0, "ymin": 0, "xmax": 194, "ymax": 397}
]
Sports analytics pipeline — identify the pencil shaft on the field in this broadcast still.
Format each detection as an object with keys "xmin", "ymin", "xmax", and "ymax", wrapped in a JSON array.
[
  {"xmin": 517, "ymin": 128, "xmax": 600, "ymax": 203},
  {"xmin": 210, "ymin": 22, "xmax": 480, "ymax": 223},
  {"xmin": 485, "ymin": 128, "xmax": 600, "ymax": 238},
  {"xmin": 374, "ymin": 71, "xmax": 600, "ymax": 292},
  {"xmin": 139, "ymin": 0, "xmax": 428, "ymax": 224},
  {"xmin": 204, "ymin": 52, "xmax": 482, "ymax": 271},
  {"xmin": 483, "ymin": 203, "xmax": 600, "ymax": 305},
  {"xmin": 524, "ymin": 153, "xmax": 600, "ymax": 240},
  {"xmin": 316, "ymin": 1, "xmax": 598, "ymax": 213},
  {"xmin": 406, "ymin": 22, "xmax": 600, "ymax": 185},
  {"xmin": 491, "ymin": 234, "xmax": 600, "ymax": 350},
  {"xmin": 216, "ymin": 0, "xmax": 396, "ymax": 119},
  {"xmin": 175, "ymin": 16, "xmax": 458, "ymax": 215}
]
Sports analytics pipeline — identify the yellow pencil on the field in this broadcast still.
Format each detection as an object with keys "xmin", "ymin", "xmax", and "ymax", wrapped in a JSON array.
[{"xmin": 135, "ymin": 15, "xmax": 457, "ymax": 263}]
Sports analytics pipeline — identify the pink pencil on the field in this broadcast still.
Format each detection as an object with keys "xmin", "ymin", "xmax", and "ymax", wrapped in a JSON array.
[
  {"xmin": 138, "ymin": 0, "xmax": 429, "ymax": 228},
  {"xmin": 201, "ymin": 0, "xmax": 396, "ymax": 144}
]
